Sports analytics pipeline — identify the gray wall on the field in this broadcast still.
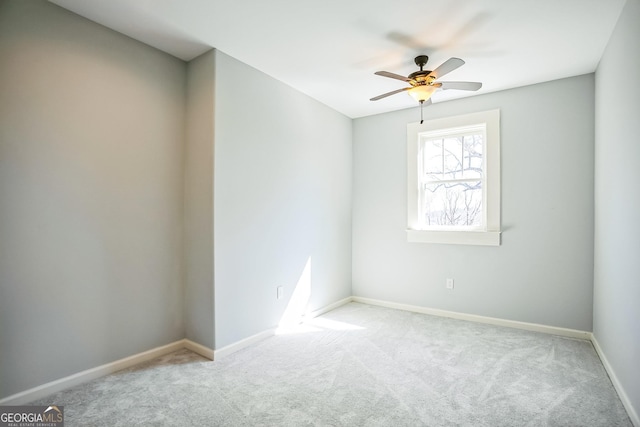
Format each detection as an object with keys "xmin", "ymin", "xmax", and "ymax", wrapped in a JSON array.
[
  {"xmin": 184, "ymin": 50, "xmax": 215, "ymax": 349},
  {"xmin": 0, "ymin": 1, "xmax": 186, "ymax": 398},
  {"xmin": 353, "ymin": 75, "xmax": 595, "ymax": 331},
  {"xmin": 594, "ymin": 0, "xmax": 640, "ymax": 419},
  {"xmin": 213, "ymin": 51, "xmax": 353, "ymax": 348}
]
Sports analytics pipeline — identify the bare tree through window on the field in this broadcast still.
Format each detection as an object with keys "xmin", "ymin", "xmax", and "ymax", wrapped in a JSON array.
[{"xmin": 419, "ymin": 131, "xmax": 484, "ymax": 228}]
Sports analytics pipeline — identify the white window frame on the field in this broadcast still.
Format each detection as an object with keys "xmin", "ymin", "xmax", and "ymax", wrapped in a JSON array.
[{"xmin": 407, "ymin": 109, "xmax": 501, "ymax": 246}]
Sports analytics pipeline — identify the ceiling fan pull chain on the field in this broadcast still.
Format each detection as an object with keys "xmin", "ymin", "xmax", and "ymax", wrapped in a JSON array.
[{"xmin": 420, "ymin": 100, "xmax": 424, "ymax": 124}]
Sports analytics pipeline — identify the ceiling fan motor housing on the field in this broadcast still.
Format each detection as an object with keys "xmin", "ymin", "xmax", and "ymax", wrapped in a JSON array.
[
  {"xmin": 409, "ymin": 55, "xmax": 433, "ymax": 85},
  {"xmin": 408, "ymin": 71, "xmax": 435, "ymax": 86},
  {"xmin": 414, "ymin": 55, "xmax": 429, "ymax": 68}
]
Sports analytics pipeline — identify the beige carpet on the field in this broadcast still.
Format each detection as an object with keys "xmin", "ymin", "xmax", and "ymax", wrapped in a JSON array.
[{"xmin": 31, "ymin": 303, "xmax": 632, "ymax": 426}]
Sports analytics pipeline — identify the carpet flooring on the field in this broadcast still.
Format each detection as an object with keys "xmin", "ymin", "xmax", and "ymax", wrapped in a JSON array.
[{"xmin": 31, "ymin": 302, "xmax": 632, "ymax": 426}]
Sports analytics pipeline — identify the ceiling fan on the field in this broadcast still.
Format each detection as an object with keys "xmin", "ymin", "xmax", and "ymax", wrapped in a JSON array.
[{"xmin": 370, "ymin": 55, "xmax": 482, "ymax": 122}]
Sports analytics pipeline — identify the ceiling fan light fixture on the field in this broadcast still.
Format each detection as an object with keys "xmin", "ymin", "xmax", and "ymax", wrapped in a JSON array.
[{"xmin": 408, "ymin": 85, "xmax": 437, "ymax": 103}]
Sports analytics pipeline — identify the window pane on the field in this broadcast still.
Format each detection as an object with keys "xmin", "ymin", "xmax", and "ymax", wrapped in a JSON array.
[
  {"xmin": 421, "ymin": 181, "xmax": 482, "ymax": 227},
  {"xmin": 423, "ymin": 134, "xmax": 483, "ymax": 182},
  {"xmin": 463, "ymin": 134, "xmax": 483, "ymax": 179},
  {"xmin": 422, "ymin": 138, "xmax": 443, "ymax": 176},
  {"xmin": 443, "ymin": 136, "xmax": 463, "ymax": 180}
]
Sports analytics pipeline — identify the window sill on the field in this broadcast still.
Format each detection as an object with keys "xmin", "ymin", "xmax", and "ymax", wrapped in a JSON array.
[{"xmin": 406, "ymin": 229, "xmax": 501, "ymax": 246}]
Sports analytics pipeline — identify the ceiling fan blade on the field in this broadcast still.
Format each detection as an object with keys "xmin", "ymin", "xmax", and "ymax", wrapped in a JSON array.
[
  {"xmin": 370, "ymin": 87, "xmax": 411, "ymax": 101},
  {"xmin": 439, "ymin": 81, "xmax": 482, "ymax": 91},
  {"xmin": 428, "ymin": 57, "xmax": 465, "ymax": 79},
  {"xmin": 374, "ymin": 71, "xmax": 410, "ymax": 82}
]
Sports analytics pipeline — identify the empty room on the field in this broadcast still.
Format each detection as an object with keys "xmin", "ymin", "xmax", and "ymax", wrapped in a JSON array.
[{"xmin": 0, "ymin": 0, "xmax": 638, "ymax": 425}]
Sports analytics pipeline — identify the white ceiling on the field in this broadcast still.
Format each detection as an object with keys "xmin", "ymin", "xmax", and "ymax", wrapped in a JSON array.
[{"xmin": 50, "ymin": 0, "xmax": 626, "ymax": 119}]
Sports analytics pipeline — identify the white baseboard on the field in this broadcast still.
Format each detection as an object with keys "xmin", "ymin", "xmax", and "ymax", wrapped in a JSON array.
[
  {"xmin": 591, "ymin": 335, "xmax": 639, "ymax": 427},
  {"xmin": 352, "ymin": 296, "xmax": 592, "ymax": 340},
  {"xmin": 305, "ymin": 296, "xmax": 353, "ymax": 319},
  {"xmin": 184, "ymin": 339, "xmax": 215, "ymax": 361},
  {"xmin": 213, "ymin": 296, "xmax": 354, "ymax": 359},
  {"xmin": 0, "ymin": 340, "xmax": 185, "ymax": 405},
  {"xmin": 214, "ymin": 297, "xmax": 353, "ymax": 360},
  {"xmin": 213, "ymin": 329, "xmax": 276, "ymax": 359},
  {"xmin": 0, "ymin": 298, "xmax": 352, "ymax": 404}
]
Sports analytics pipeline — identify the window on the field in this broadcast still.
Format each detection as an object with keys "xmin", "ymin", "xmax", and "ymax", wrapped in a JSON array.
[{"xmin": 407, "ymin": 109, "xmax": 500, "ymax": 245}]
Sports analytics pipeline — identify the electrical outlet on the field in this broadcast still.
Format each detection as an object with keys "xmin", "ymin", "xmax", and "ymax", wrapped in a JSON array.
[
  {"xmin": 446, "ymin": 278, "xmax": 454, "ymax": 290},
  {"xmin": 277, "ymin": 286, "xmax": 284, "ymax": 300}
]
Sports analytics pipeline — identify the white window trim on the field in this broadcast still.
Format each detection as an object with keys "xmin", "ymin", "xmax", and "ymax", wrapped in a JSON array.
[{"xmin": 407, "ymin": 109, "xmax": 501, "ymax": 246}]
